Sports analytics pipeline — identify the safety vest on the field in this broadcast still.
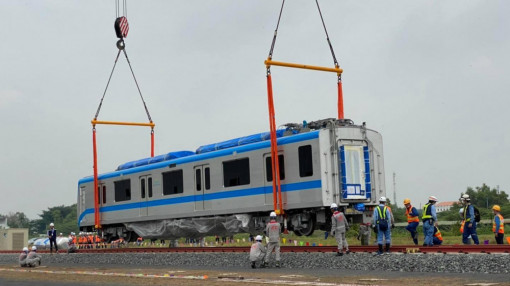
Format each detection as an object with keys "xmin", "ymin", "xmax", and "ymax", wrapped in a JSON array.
[
  {"xmin": 434, "ymin": 228, "xmax": 443, "ymax": 241},
  {"xmin": 460, "ymin": 220, "xmax": 465, "ymax": 233},
  {"xmin": 376, "ymin": 206, "xmax": 387, "ymax": 220},
  {"xmin": 493, "ymin": 214, "xmax": 504, "ymax": 234},
  {"xmin": 422, "ymin": 203, "xmax": 432, "ymax": 220},
  {"xmin": 406, "ymin": 206, "xmax": 420, "ymax": 223},
  {"xmin": 463, "ymin": 205, "xmax": 471, "ymax": 222}
]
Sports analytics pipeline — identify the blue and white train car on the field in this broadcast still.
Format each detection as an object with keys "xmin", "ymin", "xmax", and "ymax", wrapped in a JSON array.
[{"xmin": 77, "ymin": 119, "xmax": 386, "ymax": 241}]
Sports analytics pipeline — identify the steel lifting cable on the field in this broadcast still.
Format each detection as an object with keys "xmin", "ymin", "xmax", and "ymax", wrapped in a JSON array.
[
  {"xmin": 267, "ymin": 0, "xmax": 286, "ymax": 70},
  {"xmin": 315, "ymin": 0, "xmax": 339, "ymax": 71}
]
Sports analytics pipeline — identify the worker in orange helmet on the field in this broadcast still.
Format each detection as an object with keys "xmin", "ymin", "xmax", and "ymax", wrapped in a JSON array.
[
  {"xmin": 403, "ymin": 198, "xmax": 419, "ymax": 245},
  {"xmin": 492, "ymin": 205, "xmax": 504, "ymax": 244}
]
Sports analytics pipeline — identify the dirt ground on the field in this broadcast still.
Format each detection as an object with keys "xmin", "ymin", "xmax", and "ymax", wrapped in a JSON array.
[{"xmin": 0, "ymin": 264, "xmax": 509, "ymax": 286}]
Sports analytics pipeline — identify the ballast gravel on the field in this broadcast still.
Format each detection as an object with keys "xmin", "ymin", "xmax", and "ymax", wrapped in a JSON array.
[{"xmin": 0, "ymin": 252, "xmax": 508, "ymax": 274}]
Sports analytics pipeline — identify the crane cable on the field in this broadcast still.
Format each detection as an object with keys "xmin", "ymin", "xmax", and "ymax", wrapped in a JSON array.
[
  {"xmin": 94, "ymin": 0, "xmax": 152, "ymax": 124},
  {"xmin": 314, "ymin": 0, "xmax": 341, "ymax": 82}
]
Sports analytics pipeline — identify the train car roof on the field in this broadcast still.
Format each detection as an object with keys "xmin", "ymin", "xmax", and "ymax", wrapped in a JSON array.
[{"xmin": 78, "ymin": 129, "xmax": 320, "ymax": 185}]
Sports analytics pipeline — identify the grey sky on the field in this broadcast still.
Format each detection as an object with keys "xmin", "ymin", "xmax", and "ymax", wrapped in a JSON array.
[{"xmin": 1, "ymin": 1, "xmax": 508, "ymax": 219}]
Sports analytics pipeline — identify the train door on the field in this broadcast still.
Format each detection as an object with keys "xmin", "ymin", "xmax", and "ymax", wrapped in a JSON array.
[
  {"xmin": 338, "ymin": 142, "xmax": 371, "ymax": 201},
  {"xmin": 139, "ymin": 175, "xmax": 153, "ymax": 216},
  {"xmin": 98, "ymin": 183, "xmax": 106, "ymax": 207},
  {"xmin": 194, "ymin": 164, "xmax": 210, "ymax": 211},
  {"xmin": 263, "ymin": 153, "xmax": 285, "ymax": 205}
]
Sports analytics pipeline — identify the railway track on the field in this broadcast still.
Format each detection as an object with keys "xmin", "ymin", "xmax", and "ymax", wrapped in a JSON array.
[{"xmin": 3, "ymin": 245, "xmax": 508, "ymax": 254}]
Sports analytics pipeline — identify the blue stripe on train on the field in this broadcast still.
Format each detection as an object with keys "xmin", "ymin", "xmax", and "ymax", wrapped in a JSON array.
[
  {"xmin": 78, "ymin": 180, "xmax": 322, "ymax": 226},
  {"xmin": 78, "ymin": 131, "xmax": 320, "ymax": 185}
]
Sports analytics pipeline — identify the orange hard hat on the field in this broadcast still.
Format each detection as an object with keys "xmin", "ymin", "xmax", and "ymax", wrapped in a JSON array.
[
  {"xmin": 492, "ymin": 205, "xmax": 501, "ymax": 212},
  {"xmin": 403, "ymin": 198, "xmax": 411, "ymax": 204}
]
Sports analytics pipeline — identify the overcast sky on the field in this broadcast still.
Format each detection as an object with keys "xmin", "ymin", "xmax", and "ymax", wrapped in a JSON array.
[{"xmin": 1, "ymin": 1, "xmax": 508, "ymax": 219}]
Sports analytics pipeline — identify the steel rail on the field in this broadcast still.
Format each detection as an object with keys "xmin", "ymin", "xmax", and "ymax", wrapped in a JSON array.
[{"xmin": 3, "ymin": 245, "xmax": 507, "ymax": 254}]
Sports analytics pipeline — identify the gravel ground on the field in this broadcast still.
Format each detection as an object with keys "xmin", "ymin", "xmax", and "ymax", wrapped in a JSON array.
[{"xmin": 1, "ymin": 252, "xmax": 509, "ymax": 274}]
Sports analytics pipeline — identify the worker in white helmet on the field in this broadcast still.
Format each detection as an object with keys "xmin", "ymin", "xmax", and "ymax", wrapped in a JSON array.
[
  {"xmin": 330, "ymin": 203, "xmax": 350, "ymax": 256},
  {"xmin": 263, "ymin": 211, "xmax": 281, "ymax": 268},
  {"xmin": 47, "ymin": 222, "xmax": 58, "ymax": 254},
  {"xmin": 422, "ymin": 196, "xmax": 439, "ymax": 246},
  {"xmin": 249, "ymin": 235, "xmax": 267, "ymax": 268},
  {"xmin": 373, "ymin": 197, "xmax": 392, "ymax": 255},
  {"xmin": 19, "ymin": 247, "xmax": 29, "ymax": 267},
  {"xmin": 26, "ymin": 246, "xmax": 41, "ymax": 267},
  {"xmin": 460, "ymin": 194, "xmax": 480, "ymax": 245}
]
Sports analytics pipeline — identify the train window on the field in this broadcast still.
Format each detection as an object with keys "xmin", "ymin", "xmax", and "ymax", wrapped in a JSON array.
[
  {"xmin": 205, "ymin": 167, "xmax": 210, "ymax": 190},
  {"xmin": 162, "ymin": 170, "xmax": 184, "ymax": 195},
  {"xmin": 195, "ymin": 169, "xmax": 202, "ymax": 191},
  {"xmin": 102, "ymin": 186, "xmax": 106, "ymax": 204},
  {"xmin": 141, "ymin": 178, "xmax": 146, "ymax": 199},
  {"xmin": 114, "ymin": 179, "xmax": 131, "ymax": 202},
  {"xmin": 223, "ymin": 158, "xmax": 250, "ymax": 187},
  {"xmin": 148, "ymin": 177, "xmax": 153, "ymax": 198},
  {"xmin": 298, "ymin": 145, "xmax": 313, "ymax": 177},
  {"xmin": 265, "ymin": 155, "xmax": 285, "ymax": 182}
]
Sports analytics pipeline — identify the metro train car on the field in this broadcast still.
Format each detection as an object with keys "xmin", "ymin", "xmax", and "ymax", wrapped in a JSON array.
[{"xmin": 77, "ymin": 118, "xmax": 386, "ymax": 241}]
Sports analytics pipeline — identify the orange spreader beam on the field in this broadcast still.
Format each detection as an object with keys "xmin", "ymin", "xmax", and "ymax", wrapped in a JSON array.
[
  {"xmin": 266, "ymin": 74, "xmax": 283, "ymax": 215},
  {"xmin": 91, "ymin": 120, "xmax": 155, "ymax": 229}
]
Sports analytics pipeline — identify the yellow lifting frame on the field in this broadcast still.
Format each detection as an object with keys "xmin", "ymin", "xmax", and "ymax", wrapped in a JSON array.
[
  {"xmin": 265, "ymin": 59, "xmax": 343, "ymax": 75},
  {"xmin": 91, "ymin": 120, "xmax": 155, "ymax": 128}
]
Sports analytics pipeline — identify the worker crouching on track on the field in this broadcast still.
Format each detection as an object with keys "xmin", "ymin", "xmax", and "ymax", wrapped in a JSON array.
[
  {"xmin": 373, "ymin": 197, "xmax": 392, "ymax": 255},
  {"xmin": 26, "ymin": 246, "xmax": 41, "ymax": 267},
  {"xmin": 68, "ymin": 232, "xmax": 77, "ymax": 253},
  {"xmin": 19, "ymin": 247, "xmax": 29, "ymax": 267},
  {"xmin": 357, "ymin": 223, "xmax": 371, "ymax": 245},
  {"xmin": 403, "ymin": 198, "xmax": 420, "ymax": 245},
  {"xmin": 250, "ymin": 235, "xmax": 267, "ymax": 268},
  {"xmin": 492, "ymin": 205, "xmax": 505, "ymax": 244},
  {"xmin": 263, "ymin": 211, "xmax": 281, "ymax": 268},
  {"xmin": 422, "ymin": 196, "xmax": 438, "ymax": 246},
  {"xmin": 330, "ymin": 203, "xmax": 350, "ymax": 256},
  {"xmin": 433, "ymin": 226, "xmax": 443, "ymax": 245}
]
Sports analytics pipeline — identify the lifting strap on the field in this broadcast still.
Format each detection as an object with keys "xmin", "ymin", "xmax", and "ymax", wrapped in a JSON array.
[
  {"xmin": 91, "ymin": 1, "xmax": 155, "ymax": 229},
  {"xmin": 265, "ymin": 0, "xmax": 344, "ymax": 216}
]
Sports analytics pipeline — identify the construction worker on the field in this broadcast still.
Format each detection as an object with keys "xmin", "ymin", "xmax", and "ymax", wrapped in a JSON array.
[
  {"xmin": 373, "ymin": 197, "xmax": 392, "ymax": 255},
  {"xmin": 357, "ymin": 223, "xmax": 371, "ymax": 246},
  {"xmin": 47, "ymin": 222, "xmax": 58, "ymax": 253},
  {"xmin": 330, "ymin": 203, "xmax": 350, "ymax": 256},
  {"xmin": 68, "ymin": 232, "xmax": 77, "ymax": 253},
  {"xmin": 263, "ymin": 211, "xmax": 281, "ymax": 267},
  {"xmin": 460, "ymin": 194, "xmax": 479, "ymax": 245},
  {"xmin": 433, "ymin": 226, "xmax": 443, "ymax": 245},
  {"xmin": 492, "ymin": 205, "xmax": 504, "ymax": 244},
  {"xmin": 422, "ymin": 196, "xmax": 438, "ymax": 246},
  {"xmin": 403, "ymin": 198, "xmax": 420, "ymax": 245},
  {"xmin": 26, "ymin": 246, "xmax": 41, "ymax": 267},
  {"xmin": 249, "ymin": 235, "xmax": 267, "ymax": 268},
  {"xmin": 19, "ymin": 247, "xmax": 29, "ymax": 267}
]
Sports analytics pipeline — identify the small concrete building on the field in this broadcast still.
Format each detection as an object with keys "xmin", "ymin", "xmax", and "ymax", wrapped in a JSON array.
[{"xmin": 0, "ymin": 228, "xmax": 29, "ymax": 251}]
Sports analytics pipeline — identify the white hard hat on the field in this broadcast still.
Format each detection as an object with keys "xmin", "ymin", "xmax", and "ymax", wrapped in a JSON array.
[
  {"xmin": 31, "ymin": 246, "xmax": 37, "ymax": 251},
  {"xmin": 379, "ymin": 197, "xmax": 387, "ymax": 202},
  {"xmin": 255, "ymin": 235, "xmax": 263, "ymax": 241},
  {"xmin": 429, "ymin": 196, "xmax": 438, "ymax": 202},
  {"xmin": 461, "ymin": 194, "xmax": 470, "ymax": 201},
  {"xmin": 23, "ymin": 247, "xmax": 28, "ymax": 252},
  {"xmin": 331, "ymin": 203, "xmax": 338, "ymax": 209},
  {"xmin": 71, "ymin": 232, "xmax": 75, "ymax": 236},
  {"xmin": 270, "ymin": 211, "xmax": 277, "ymax": 217},
  {"xmin": 50, "ymin": 223, "xmax": 54, "ymax": 227}
]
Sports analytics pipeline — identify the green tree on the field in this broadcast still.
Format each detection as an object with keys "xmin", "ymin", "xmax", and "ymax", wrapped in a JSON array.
[
  {"xmin": 462, "ymin": 184, "xmax": 509, "ymax": 209},
  {"xmin": 5, "ymin": 212, "xmax": 30, "ymax": 228}
]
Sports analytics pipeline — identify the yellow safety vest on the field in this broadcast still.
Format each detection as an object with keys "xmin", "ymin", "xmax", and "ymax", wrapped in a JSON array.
[{"xmin": 422, "ymin": 203, "xmax": 432, "ymax": 220}]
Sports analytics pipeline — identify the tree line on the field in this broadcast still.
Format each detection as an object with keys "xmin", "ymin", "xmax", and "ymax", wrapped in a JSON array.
[
  {"xmin": 388, "ymin": 184, "xmax": 509, "ymax": 223},
  {"xmin": 2, "ymin": 204, "xmax": 79, "ymax": 237}
]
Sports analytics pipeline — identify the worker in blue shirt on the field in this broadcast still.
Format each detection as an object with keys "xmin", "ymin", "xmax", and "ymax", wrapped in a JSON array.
[
  {"xmin": 47, "ymin": 222, "xmax": 58, "ymax": 253},
  {"xmin": 460, "ymin": 194, "xmax": 479, "ymax": 245},
  {"xmin": 422, "ymin": 196, "xmax": 438, "ymax": 246},
  {"xmin": 372, "ymin": 197, "xmax": 392, "ymax": 255},
  {"xmin": 403, "ymin": 198, "xmax": 420, "ymax": 245}
]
